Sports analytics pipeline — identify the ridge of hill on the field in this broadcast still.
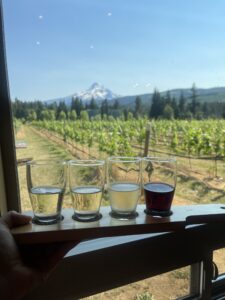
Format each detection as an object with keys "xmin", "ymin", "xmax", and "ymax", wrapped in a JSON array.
[{"xmin": 46, "ymin": 84, "xmax": 225, "ymax": 108}]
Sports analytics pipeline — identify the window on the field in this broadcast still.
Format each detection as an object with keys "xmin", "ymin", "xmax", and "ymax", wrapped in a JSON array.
[{"xmin": 2, "ymin": 1, "xmax": 225, "ymax": 299}]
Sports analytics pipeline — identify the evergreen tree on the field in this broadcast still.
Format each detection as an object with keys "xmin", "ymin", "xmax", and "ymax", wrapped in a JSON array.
[
  {"xmin": 89, "ymin": 97, "xmax": 98, "ymax": 109},
  {"xmin": 100, "ymin": 99, "xmax": 109, "ymax": 118},
  {"xmin": 149, "ymin": 89, "xmax": 163, "ymax": 119},
  {"xmin": 178, "ymin": 91, "xmax": 186, "ymax": 118},
  {"xmin": 113, "ymin": 99, "xmax": 120, "ymax": 109},
  {"xmin": 190, "ymin": 83, "xmax": 198, "ymax": 117},
  {"xmin": 57, "ymin": 101, "xmax": 68, "ymax": 119},
  {"xmin": 171, "ymin": 97, "xmax": 179, "ymax": 119},
  {"xmin": 71, "ymin": 97, "xmax": 76, "ymax": 111},
  {"xmin": 165, "ymin": 91, "xmax": 172, "ymax": 105},
  {"xmin": 36, "ymin": 101, "xmax": 45, "ymax": 120},
  {"xmin": 134, "ymin": 96, "xmax": 142, "ymax": 118},
  {"xmin": 202, "ymin": 102, "xmax": 209, "ymax": 118},
  {"xmin": 71, "ymin": 97, "xmax": 83, "ymax": 117},
  {"xmin": 123, "ymin": 108, "xmax": 128, "ymax": 121},
  {"xmin": 80, "ymin": 99, "xmax": 84, "ymax": 111}
]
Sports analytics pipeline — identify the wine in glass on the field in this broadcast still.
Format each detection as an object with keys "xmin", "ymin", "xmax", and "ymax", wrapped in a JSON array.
[
  {"xmin": 107, "ymin": 156, "xmax": 141, "ymax": 219},
  {"xmin": 26, "ymin": 160, "xmax": 66, "ymax": 224},
  {"xmin": 68, "ymin": 160, "xmax": 105, "ymax": 222},
  {"xmin": 142, "ymin": 157, "xmax": 177, "ymax": 217}
]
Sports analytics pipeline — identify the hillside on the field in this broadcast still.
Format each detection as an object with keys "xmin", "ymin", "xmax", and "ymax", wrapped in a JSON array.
[
  {"xmin": 46, "ymin": 84, "xmax": 225, "ymax": 108},
  {"xmin": 116, "ymin": 87, "xmax": 225, "ymax": 108}
]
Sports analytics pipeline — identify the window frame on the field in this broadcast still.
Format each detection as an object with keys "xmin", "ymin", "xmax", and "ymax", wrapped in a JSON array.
[
  {"xmin": 0, "ymin": 0, "xmax": 20, "ymax": 213},
  {"xmin": 22, "ymin": 224, "xmax": 225, "ymax": 300},
  {"xmin": 1, "ymin": 1, "xmax": 225, "ymax": 299}
]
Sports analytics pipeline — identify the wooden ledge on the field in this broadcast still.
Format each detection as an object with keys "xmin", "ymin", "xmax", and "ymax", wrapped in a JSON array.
[{"xmin": 11, "ymin": 204, "xmax": 225, "ymax": 245}]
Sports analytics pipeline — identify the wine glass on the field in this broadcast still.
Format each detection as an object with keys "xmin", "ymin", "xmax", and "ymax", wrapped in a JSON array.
[
  {"xmin": 142, "ymin": 157, "xmax": 177, "ymax": 217},
  {"xmin": 68, "ymin": 160, "xmax": 105, "ymax": 222},
  {"xmin": 107, "ymin": 156, "xmax": 141, "ymax": 219},
  {"xmin": 26, "ymin": 160, "xmax": 66, "ymax": 225}
]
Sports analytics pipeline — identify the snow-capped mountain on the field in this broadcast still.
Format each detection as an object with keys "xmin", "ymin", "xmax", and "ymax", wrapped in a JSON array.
[
  {"xmin": 75, "ymin": 82, "xmax": 119, "ymax": 101},
  {"xmin": 46, "ymin": 83, "xmax": 119, "ymax": 106}
]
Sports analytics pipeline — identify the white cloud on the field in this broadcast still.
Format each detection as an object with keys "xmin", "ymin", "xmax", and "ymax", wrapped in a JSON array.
[
  {"xmin": 133, "ymin": 83, "xmax": 139, "ymax": 88},
  {"xmin": 36, "ymin": 41, "xmax": 40, "ymax": 46},
  {"xmin": 107, "ymin": 12, "xmax": 112, "ymax": 17},
  {"xmin": 145, "ymin": 83, "xmax": 151, "ymax": 87}
]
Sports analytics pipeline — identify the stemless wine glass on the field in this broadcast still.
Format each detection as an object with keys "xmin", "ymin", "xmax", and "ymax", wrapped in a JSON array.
[
  {"xmin": 68, "ymin": 160, "xmax": 105, "ymax": 222},
  {"xmin": 107, "ymin": 156, "xmax": 141, "ymax": 219},
  {"xmin": 142, "ymin": 157, "xmax": 177, "ymax": 217},
  {"xmin": 26, "ymin": 160, "xmax": 66, "ymax": 225}
]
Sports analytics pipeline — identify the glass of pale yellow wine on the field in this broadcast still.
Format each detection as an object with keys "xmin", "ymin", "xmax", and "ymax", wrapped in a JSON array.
[
  {"xmin": 107, "ymin": 157, "xmax": 141, "ymax": 219},
  {"xmin": 26, "ymin": 160, "xmax": 66, "ymax": 225},
  {"xmin": 68, "ymin": 160, "xmax": 105, "ymax": 222}
]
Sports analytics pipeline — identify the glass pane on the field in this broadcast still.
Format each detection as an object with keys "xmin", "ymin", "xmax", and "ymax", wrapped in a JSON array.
[
  {"xmin": 82, "ymin": 267, "xmax": 190, "ymax": 300},
  {"xmin": 3, "ymin": 1, "xmax": 225, "ymax": 213}
]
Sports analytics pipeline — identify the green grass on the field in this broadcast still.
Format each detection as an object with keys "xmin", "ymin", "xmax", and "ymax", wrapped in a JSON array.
[{"xmin": 135, "ymin": 292, "xmax": 153, "ymax": 300}]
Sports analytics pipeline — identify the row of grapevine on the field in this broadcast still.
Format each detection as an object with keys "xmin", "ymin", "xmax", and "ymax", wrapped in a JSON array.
[{"xmin": 31, "ymin": 119, "xmax": 225, "ymax": 159}]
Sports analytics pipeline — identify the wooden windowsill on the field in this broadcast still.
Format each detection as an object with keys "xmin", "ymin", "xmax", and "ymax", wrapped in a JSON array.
[{"xmin": 12, "ymin": 204, "xmax": 225, "ymax": 245}]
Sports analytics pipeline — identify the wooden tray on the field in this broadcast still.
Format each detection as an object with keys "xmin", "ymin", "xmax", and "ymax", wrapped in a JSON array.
[{"xmin": 11, "ymin": 204, "xmax": 225, "ymax": 244}]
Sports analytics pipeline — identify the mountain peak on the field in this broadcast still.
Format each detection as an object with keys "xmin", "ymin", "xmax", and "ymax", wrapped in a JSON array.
[
  {"xmin": 45, "ymin": 83, "xmax": 120, "ymax": 106},
  {"xmin": 75, "ymin": 83, "xmax": 119, "ymax": 101},
  {"xmin": 88, "ymin": 82, "xmax": 102, "ymax": 90}
]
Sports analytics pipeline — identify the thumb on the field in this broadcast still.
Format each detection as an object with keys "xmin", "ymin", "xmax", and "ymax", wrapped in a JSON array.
[{"xmin": 1, "ymin": 211, "xmax": 32, "ymax": 229}]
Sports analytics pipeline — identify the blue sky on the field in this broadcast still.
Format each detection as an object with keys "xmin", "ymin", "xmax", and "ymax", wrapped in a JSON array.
[{"xmin": 3, "ymin": 0, "xmax": 225, "ymax": 101}]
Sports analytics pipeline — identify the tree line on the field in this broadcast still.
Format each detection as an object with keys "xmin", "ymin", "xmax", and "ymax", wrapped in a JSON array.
[{"xmin": 12, "ymin": 84, "xmax": 225, "ymax": 122}]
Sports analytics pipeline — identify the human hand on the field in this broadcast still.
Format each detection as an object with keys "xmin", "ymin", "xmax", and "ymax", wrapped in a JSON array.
[{"xmin": 0, "ymin": 211, "xmax": 79, "ymax": 300}]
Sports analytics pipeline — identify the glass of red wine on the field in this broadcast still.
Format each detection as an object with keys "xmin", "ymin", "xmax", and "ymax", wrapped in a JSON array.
[{"xmin": 142, "ymin": 157, "xmax": 177, "ymax": 217}]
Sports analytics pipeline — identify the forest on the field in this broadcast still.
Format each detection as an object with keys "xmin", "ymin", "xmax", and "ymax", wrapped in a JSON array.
[{"xmin": 12, "ymin": 85, "xmax": 225, "ymax": 122}]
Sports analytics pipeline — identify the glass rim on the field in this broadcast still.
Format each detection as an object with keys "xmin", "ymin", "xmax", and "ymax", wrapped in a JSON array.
[
  {"xmin": 107, "ymin": 156, "xmax": 142, "ymax": 163},
  {"xmin": 26, "ymin": 159, "xmax": 66, "ymax": 166},
  {"xmin": 68, "ymin": 159, "xmax": 105, "ymax": 166},
  {"xmin": 143, "ymin": 156, "xmax": 176, "ymax": 163}
]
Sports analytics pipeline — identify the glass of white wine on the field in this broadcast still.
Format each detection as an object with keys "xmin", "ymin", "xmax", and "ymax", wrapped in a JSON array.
[
  {"xmin": 107, "ymin": 156, "xmax": 141, "ymax": 219},
  {"xmin": 26, "ymin": 160, "xmax": 66, "ymax": 225},
  {"xmin": 68, "ymin": 160, "xmax": 105, "ymax": 222}
]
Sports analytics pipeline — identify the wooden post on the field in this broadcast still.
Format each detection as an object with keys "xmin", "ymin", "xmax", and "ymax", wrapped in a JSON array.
[{"xmin": 143, "ymin": 123, "xmax": 151, "ymax": 157}]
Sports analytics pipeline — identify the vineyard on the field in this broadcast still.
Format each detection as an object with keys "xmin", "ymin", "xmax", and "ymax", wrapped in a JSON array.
[
  {"xmin": 14, "ymin": 118, "xmax": 225, "ymax": 205},
  {"xmin": 17, "ymin": 118, "xmax": 225, "ymax": 207},
  {"xmin": 31, "ymin": 118, "xmax": 225, "ymax": 159}
]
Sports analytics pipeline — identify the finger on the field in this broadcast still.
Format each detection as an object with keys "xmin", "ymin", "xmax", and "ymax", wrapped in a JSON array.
[{"xmin": 1, "ymin": 211, "xmax": 32, "ymax": 229}]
